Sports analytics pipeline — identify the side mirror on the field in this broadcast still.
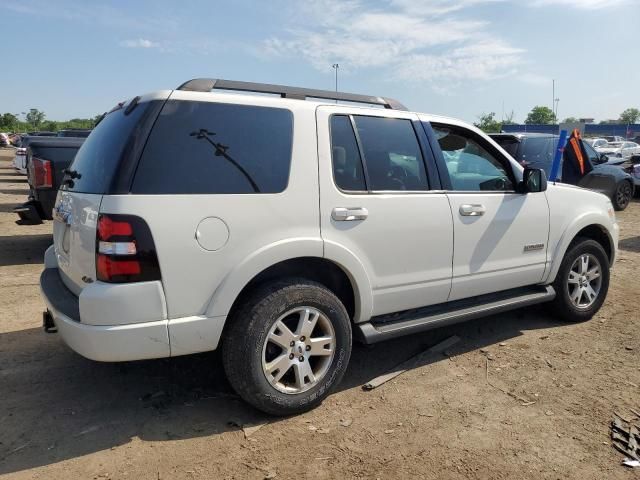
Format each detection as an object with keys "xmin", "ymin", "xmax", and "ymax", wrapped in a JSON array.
[
  {"xmin": 520, "ymin": 168, "xmax": 547, "ymax": 193},
  {"xmin": 600, "ymin": 153, "xmax": 609, "ymax": 163}
]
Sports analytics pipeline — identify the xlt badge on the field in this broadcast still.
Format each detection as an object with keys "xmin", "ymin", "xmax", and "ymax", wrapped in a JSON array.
[{"xmin": 524, "ymin": 243, "xmax": 545, "ymax": 252}]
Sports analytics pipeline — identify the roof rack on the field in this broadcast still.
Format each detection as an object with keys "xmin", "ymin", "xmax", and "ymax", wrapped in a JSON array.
[{"xmin": 176, "ymin": 78, "xmax": 408, "ymax": 111}]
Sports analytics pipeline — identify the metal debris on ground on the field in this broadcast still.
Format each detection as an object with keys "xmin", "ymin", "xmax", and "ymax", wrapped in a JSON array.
[
  {"xmin": 362, "ymin": 336, "xmax": 460, "ymax": 390},
  {"xmin": 611, "ymin": 413, "xmax": 640, "ymax": 463}
]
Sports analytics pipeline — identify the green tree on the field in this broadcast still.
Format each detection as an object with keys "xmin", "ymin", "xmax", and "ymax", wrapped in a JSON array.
[
  {"xmin": 41, "ymin": 120, "xmax": 59, "ymax": 132},
  {"xmin": 25, "ymin": 108, "xmax": 46, "ymax": 128},
  {"xmin": 619, "ymin": 108, "xmax": 640, "ymax": 124},
  {"xmin": 474, "ymin": 112, "xmax": 502, "ymax": 133},
  {"xmin": 562, "ymin": 117, "xmax": 579, "ymax": 123},
  {"xmin": 525, "ymin": 106, "xmax": 556, "ymax": 125},
  {"xmin": 0, "ymin": 113, "xmax": 18, "ymax": 130}
]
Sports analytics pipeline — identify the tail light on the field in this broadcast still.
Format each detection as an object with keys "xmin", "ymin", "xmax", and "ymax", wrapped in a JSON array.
[
  {"xmin": 96, "ymin": 214, "xmax": 161, "ymax": 283},
  {"xmin": 32, "ymin": 158, "xmax": 53, "ymax": 188}
]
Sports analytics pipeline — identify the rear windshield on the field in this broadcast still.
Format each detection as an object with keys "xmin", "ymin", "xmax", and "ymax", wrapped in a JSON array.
[
  {"xmin": 63, "ymin": 101, "xmax": 158, "ymax": 194},
  {"xmin": 520, "ymin": 137, "xmax": 555, "ymax": 172},
  {"xmin": 131, "ymin": 100, "xmax": 293, "ymax": 194}
]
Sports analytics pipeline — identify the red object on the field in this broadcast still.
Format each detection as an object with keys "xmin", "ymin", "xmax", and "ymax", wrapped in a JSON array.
[
  {"xmin": 97, "ymin": 255, "xmax": 141, "ymax": 281},
  {"xmin": 98, "ymin": 215, "xmax": 134, "ymax": 240},
  {"xmin": 32, "ymin": 158, "xmax": 53, "ymax": 188}
]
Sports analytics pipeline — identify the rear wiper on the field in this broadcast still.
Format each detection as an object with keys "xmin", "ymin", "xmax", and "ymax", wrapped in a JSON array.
[
  {"xmin": 63, "ymin": 168, "xmax": 82, "ymax": 179},
  {"xmin": 190, "ymin": 129, "xmax": 260, "ymax": 193},
  {"xmin": 62, "ymin": 169, "xmax": 81, "ymax": 188}
]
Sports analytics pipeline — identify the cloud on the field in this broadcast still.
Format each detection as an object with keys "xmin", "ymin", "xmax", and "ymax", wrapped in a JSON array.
[
  {"xmin": 518, "ymin": 72, "xmax": 552, "ymax": 86},
  {"xmin": 531, "ymin": 0, "xmax": 632, "ymax": 8},
  {"xmin": 119, "ymin": 38, "xmax": 160, "ymax": 49},
  {"xmin": 259, "ymin": 0, "xmax": 524, "ymax": 86}
]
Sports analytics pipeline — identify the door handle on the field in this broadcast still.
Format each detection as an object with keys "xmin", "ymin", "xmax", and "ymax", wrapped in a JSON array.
[
  {"xmin": 332, "ymin": 207, "xmax": 368, "ymax": 221},
  {"xmin": 459, "ymin": 204, "xmax": 486, "ymax": 216}
]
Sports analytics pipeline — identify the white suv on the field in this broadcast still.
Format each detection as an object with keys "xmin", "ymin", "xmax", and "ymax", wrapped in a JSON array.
[{"xmin": 40, "ymin": 79, "xmax": 619, "ymax": 415}]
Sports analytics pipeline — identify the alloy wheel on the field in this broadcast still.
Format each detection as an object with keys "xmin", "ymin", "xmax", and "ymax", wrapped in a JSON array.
[
  {"xmin": 567, "ymin": 253, "xmax": 602, "ymax": 309},
  {"xmin": 262, "ymin": 307, "xmax": 336, "ymax": 394}
]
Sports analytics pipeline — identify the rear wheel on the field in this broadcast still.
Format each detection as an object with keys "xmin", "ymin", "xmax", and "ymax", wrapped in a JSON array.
[
  {"xmin": 550, "ymin": 238, "xmax": 610, "ymax": 322},
  {"xmin": 222, "ymin": 279, "xmax": 352, "ymax": 416},
  {"xmin": 613, "ymin": 181, "xmax": 632, "ymax": 211}
]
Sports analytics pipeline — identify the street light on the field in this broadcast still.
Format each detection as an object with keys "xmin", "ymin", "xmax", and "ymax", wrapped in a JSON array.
[{"xmin": 332, "ymin": 63, "xmax": 339, "ymax": 102}]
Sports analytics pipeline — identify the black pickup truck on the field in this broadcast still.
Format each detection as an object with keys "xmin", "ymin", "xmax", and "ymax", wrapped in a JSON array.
[{"xmin": 15, "ymin": 137, "xmax": 86, "ymax": 224}]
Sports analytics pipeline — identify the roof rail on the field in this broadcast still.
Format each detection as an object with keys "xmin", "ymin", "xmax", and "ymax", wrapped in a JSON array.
[{"xmin": 176, "ymin": 78, "xmax": 408, "ymax": 111}]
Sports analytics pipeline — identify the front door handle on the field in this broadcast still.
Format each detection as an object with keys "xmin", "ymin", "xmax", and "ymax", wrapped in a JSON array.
[
  {"xmin": 332, "ymin": 207, "xmax": 368, "ymax": 221},
  {"xmin": 459, "ymin": 204, "xmax": 486, "ymax": 216}
]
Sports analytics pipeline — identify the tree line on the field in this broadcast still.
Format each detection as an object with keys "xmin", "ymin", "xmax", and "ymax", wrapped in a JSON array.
[
  {"xmin": 475, "ymin": 106, "xmax": 640, "ymax": 133},
  {"xmin": 0, "ymin": 108, "xmax": 101, "ymax": 133}
]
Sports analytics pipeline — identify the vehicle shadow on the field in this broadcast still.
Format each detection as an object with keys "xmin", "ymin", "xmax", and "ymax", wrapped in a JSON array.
[
  {"xmin": 619, "ymin": 235, "xmax": 640, "ymax": 253},
  {"xmin": 0, "ymin": 188, "xmax": 29, "ymax": 195},
  {"xmin": 0, "ymin": 178, "xmax": 28, "ymax": 183},
  {"xmin": 0, "ymin": 234, "xmax": 52, "ymax": 266},
  {"xmin": 0, "ymin": 305, "xmax": 560, "ymax": 475},
  {"xmin": 0, "ymin": 203, "xmax": 20, "ymax": 214}
]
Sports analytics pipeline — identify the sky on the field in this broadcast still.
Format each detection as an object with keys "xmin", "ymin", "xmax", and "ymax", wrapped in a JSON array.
[{"xmin": 1, "ymin": 0, "xmax": 639, "ymax": 124}]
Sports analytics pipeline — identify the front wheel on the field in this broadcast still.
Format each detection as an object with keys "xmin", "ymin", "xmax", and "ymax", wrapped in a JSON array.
[
  {"xmin": 222, "ymin": 279, "xmax": 352, "ymax": 416},
  {"xmin": 613, "ymin": 181, "xmax": 633, "ymax": 211},
  {"xmin": 550, "ymin": 238, "xmax": 610, "ymax": 322}
]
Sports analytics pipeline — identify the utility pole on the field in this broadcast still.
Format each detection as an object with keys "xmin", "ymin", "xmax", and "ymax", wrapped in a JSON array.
[
  {"xmin": 552, "ymin": 79, "xmax": 555, "ymax": 123},
  {"xmin": 332, "ymin": 63, "xmax": 339, "ymax": 102}
]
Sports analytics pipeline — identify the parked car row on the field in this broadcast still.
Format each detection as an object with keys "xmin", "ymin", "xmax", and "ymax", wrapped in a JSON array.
[
  {"xmin": 9, "ymin": 130, "xmax": 90, "ymax": 223},
  {"xmin": 490, "ymin": 132, "xmax": 635, "ymax": 210},
  {"xmin": 584, "ymin": 136, "xmax": 640, "ymax": 162}
]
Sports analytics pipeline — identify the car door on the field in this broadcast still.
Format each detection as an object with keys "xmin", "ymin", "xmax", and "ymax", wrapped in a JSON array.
[
  {"xmin": 578, "ymin": 142, "xmax": 616, "ymax": 197},
  {"xmin": 428, "ymin": 121, "xmax": 550, "ymax": 301},
  {"xmin": 317, "ymin": 106, "xmax": 454, "ymax": 318}
]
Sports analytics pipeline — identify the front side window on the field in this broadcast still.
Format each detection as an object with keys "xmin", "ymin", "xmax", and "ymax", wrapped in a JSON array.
[
  {"xmin": 433, "ymin": 124, "xmax": 514, "ymax": 191},
  {"xmin": 132, "ymin": 101, "xmax": 293, "ymax": 194}
]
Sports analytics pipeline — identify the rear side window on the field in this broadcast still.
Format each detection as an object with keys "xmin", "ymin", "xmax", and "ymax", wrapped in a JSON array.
[
  {"xmin": 132, "ymin": 101, "xmax": 293, "ymax": 194},
  {"xmin": 330, "ymin": 115, "xmax": 366, "ymax": 191},
  {"xmin": 354, "ymin": 116, "xmax": 428, "ymax": 191}
]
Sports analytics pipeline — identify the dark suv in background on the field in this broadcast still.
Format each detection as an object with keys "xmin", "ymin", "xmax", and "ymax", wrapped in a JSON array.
[{"xmin": 490, "ymin": 133, "xmax": 634, "ymax": 211}]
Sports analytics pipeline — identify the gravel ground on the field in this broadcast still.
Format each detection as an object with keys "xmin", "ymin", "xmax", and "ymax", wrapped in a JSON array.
[{"xmin": 0, "ymin": 147, "xmax": 639, "ymax": 479}]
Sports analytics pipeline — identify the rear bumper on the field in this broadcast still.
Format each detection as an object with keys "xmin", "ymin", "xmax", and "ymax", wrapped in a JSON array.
[{"xmin": 40, "ymin": 268, "xmax": 171, "ymax": 362}]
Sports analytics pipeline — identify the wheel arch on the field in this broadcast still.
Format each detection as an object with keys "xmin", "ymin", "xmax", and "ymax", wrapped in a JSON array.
[
  {"xmin": 545, "ymin": 218, "xmax": 615, "ymax": 284},
  {"xmin": 205, "ymin": 239, "xmax": 373, "ymax": 324}
]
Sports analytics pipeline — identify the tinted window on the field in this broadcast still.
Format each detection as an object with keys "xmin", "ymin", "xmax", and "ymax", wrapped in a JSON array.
[
  {"xmin": 65, "ymin": 101, "xmax": 158, "ymax": 193},
  {"xmin": 353, "ymin": 116, "xmax": 428, "ymax": 191},
  {"xmin": 520, "ymin": 137, "xmax": 554, "ymax": 172},
  {"xmin": 330, "ymin": 115, "xmax": 366, "ymax": 191},
  {"xmin": 582, "ymin": 142, "xmax": 600, "ymax": 165},
  {"xmin": 132, "ymin": 101, "xmax": 293, "ymax": 194},
  {"xmin": 495, "ymin": 138, "xmax": 519, "ymax": 158},
  {"xmin": 433, "ymin": 124, "xmax": 514, "ymax": 191}
]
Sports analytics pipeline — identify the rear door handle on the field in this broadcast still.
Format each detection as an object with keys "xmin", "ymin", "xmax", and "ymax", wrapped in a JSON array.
[
  {"xmin": 459, "ymin": 204, "xmax": 486, "ymax": 216},
  {"xmin": 332, "ymin": 207, "xmax": 368, "ymax": 221}
]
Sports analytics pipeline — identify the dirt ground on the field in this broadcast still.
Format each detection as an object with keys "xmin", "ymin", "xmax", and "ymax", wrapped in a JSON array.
[{"xmin": 0, "ymin": 147, "xmax": 638, "ymax": 480}]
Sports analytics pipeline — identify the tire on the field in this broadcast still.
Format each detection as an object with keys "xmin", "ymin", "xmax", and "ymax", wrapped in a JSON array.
[
  {"xmin": 221, "ymin": 279, "xmax": 352, "ymax": 416},
  {"xmin": 550, "ymin": 238, "xmax": 610, "ymax": 323},
  {"xmin": 613, "ymin": 180, "xmax": 633, "ymax": 211}
]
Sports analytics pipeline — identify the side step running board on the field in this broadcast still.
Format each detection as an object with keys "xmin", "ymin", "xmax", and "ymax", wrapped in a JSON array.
[{"xmin": 355, "ymin": 285, "xmax": 556, "ymax": 344}]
